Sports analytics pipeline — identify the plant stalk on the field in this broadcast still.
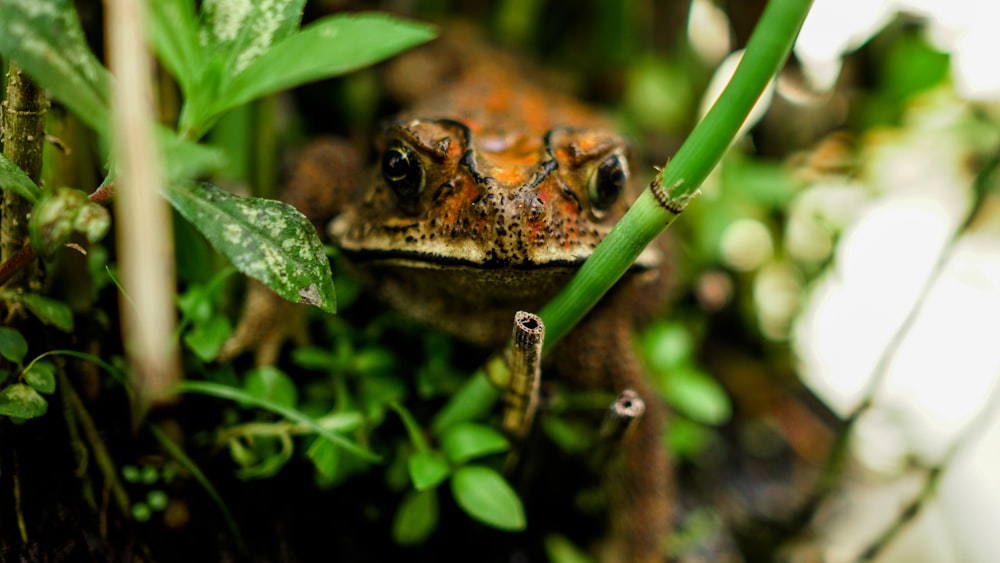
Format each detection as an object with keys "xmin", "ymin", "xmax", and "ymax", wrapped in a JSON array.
[
  {"xmin": 106, "ymin": 0, "xmax": 180, "ymax": 410},
  {"xmin": 1, "ymin": 63, "xmax": 47, "ymax": 292},
  {"xmin": 538, "ymin": 0, "xmax": 814, "ymax": 352}
]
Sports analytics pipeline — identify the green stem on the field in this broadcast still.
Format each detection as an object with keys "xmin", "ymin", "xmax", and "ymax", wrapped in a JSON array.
[
  {"xmin": 539, "ymin": 0, "xmax": 813, "ymax": 352},
  {"xmin": 1, "ymin": 63, "xmax": 48, "ymax": 291}
]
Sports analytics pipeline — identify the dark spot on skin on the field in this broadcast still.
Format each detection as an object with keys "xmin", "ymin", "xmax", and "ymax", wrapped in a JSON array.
[{"xmin": 406, "ymin": 235, "xmax": 417, "ymax": 243}]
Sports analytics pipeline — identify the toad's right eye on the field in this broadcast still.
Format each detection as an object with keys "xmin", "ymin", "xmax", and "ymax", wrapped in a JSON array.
[{"xmin": 381, "ymin": 142, "xmax": 425, "ymax": 204}]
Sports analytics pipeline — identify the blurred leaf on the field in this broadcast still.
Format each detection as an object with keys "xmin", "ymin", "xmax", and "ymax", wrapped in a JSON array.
[
  {"xmin": 307, "ymin": 437, "xmax": 341, "ymax": 479},
  {"xmin": 430, "ymin": 372, "xmax": 500, "ymax": 435},
  {"xmin": 722, "ymin": 156, "xmax": 797, "ymax": 208},
  {"xmin": 147, "ymin": 0, "xmax": 201, "ymax": 96},
  {"xmin": 183, "ymin": 315, "xmax": 232, "ymax": 362},
  {"xmin": 407, "ymin": 451, "xmax": 450, "ymax": 491},
  {"xmin": 244, "ymin": 366, "xmax": 297, "ymax": 409},
  {"xmin": 358, "ymin": 371, "xmax": 407, "ymax": 414},
  {"xmin": 159, "ymin": 128, "xmax": 228, "ymax": 181},
  {"xmin": 665, "ymin": 367, "xmax": 731, "ymax": 425},
  {"xmin": 440, "ymin": 423, "xmax": 510, "ymax": 464},
  {"xmin": 545, "ymin": 535, "xmax": 595, "ymax": 563},
  {"xmin": 24, "ymin": 361, "xmax": 56, "ymax": 394},
  {"xmin": 234, "ymin": 433, "xmax": 294, "ymax": 480},
  {"xmin": 0, "ymin": 153, "xmax": 40, "ymax": 203},
  {"xmin": 217, "ymin": 14, "xmax": 436, "ymax": 114},
  {"xmin": 0, "ymin": 0, "xmax": 111, "ymax": 136},
  {"xmin": 640, "ymin": 322, "xmax": 693, "ymax": 373},
  {"xmin": 0, "ymin": 292, "xmax": 74, "ymax": 332},
  {"xmin": 292, "ymin": 347, "xmax": 342, "ymax": 371},
  {"xmin": 392, "ymin": 489, "xmax": 438, "ymax": 545},
  {"xmin": 541, "ymin": 416, "xmax": 592, "ymax": 455},
  {"xmin": 451, "ymin": 465, "xmax": 526, "ymax": 531},
  {"xmin": 0, "ymin": 383, "xmax": 48, "ymax": 419},
  {"xmin": 666, "ymin": 417, "xmax": 716, "ymax": 460},
  {"xmin": 29, "ymin": 187, "xmax": 110, "ymax": 259},
  {"xmin": 177, "ymin": 381, "xmax": 379, "ymax": 461},
  {"xmin": 0, "ymin": 327, "xmax": 28, "ymax": 364},
  {"xmin": 165, "ymin": 182, "xmax": 336, "ymax": 313},
  {"xmin": 882, "ymin": 33, "xmax": 949, "ymax": 102}
]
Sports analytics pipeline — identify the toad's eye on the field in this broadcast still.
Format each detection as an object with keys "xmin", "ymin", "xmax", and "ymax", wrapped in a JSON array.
[
  {"xmin": 588, "ymin": 153, "xmax": 628, "ymax": 213},
  {"xmin": 381, "ymin": 142, "xmax": 425, "ymax": 203}
]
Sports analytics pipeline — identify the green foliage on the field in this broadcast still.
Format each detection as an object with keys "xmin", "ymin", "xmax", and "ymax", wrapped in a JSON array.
[
  {"xmin": 147, "ymin": 0, "xmax": 436, "ymax": 138},
  {"xmin": 392, "ymin": 489, "xmax": 439, "ymax": 545},
  {"xmin": 440, "ymin": 423, "xmax": 510, "ymax": 464},
  {"xmin": 166, "ymin": 182, "xmax": 336, "ymax": 313},
  {"xmin": 0, "ymin": 153, "xmax": 41, "ymax": 203},
  {"xmin": 11, "ymin": 293, "xmax": 75, "ymax": 332},
  {"xmin": 0, "ymin": 383, "xmax": 48, "ymax": 419},
  {"xmin": 244, "ymin": 366, "xmax": 298, "ymax": 409},
  {"xmin": 23, "ymin": 361, "xmax": 56, "ymax": 394},
  {"xmin": 0, "ymin": 327, "xmax": 28, "ymax": 364},
  {"xmin": 177, "ymin": 380, "xmax": 379, "ymax": 462},
  {"xmin": 0, "ymin": 0, "xmax": 112, "ymax": 136},
  {"xmin": 640, "ymin": 321, "xmax": 730, "ymax": 457},
  {"xmin": 451, "ymin": 465, "xmax": 526, "ymax": 531},
  {"xmin": 408, "ymin": 451, "xmax": 451, "ymax": 491}
]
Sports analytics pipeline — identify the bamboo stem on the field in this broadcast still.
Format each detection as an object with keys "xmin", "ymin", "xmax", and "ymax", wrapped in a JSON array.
[{"xmin": 501, "ymin": 311, "xmax": 544, "ymax": 440}]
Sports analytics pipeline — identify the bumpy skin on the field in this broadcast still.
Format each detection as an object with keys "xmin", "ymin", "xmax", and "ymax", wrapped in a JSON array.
[{"xmin": 228, "ymin": 34, "xmax": 673, "ymax": 561}]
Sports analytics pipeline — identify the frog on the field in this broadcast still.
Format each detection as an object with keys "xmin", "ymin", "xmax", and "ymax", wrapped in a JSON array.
[{"xmin": 224, "ymin": 32, "xmax": 674, "ymax": 562}]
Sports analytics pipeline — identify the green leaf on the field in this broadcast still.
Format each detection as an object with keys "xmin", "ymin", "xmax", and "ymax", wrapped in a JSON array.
[
  {"xmin": 0, "ymin": 0, "xmax": 112, "ymax": 136},
  {"xmin": 158, "ymin": 127, "xmax": 228, "ymax": 182},
  {"xmin": 244, "ymin": 366, "xmax": 297, "ymax": 409},
  {"xmin": 545, "ymin": 535, "xmax": 595, "ymax": 563},
  {"xmin": 176, "ymin": 380, "xmax": 379, "ymax": 462},
  {"xmin": 147, "ymin": 0, "xmax": 202, "ymax": 96},
  {"xmin": 0, "ymin": 153, "xmax": 41, "ymax": 203},
  {"xmin": 407, "ymin": 451, "xmax": 450, "ymax": 492},
  {"xmin": 0, "ymin": 292, "xmax": 74, "ymax": 332},
  {"xmin": 0, "ymin": 383, "xmax": 48, "ymax": 419},
  {"xmin": 440, "ymin": 423, "xmax": 510, "ymax": 464},
  {"xmin": 165, "ymin": 183, "xmax": 336, "ymax": 313},
  {"xmin": 392, "ymin": 489, "xmax": 438, "ymax": 545},
  {"xmin": 0, "ymin": 327, "xmax": 28, "ymax": 364},
  {"xmin": 451, "ymin": 465, "xmax": 526, "ymax": 531},
  {"xmin": 429, "ymin": 371, "xmax": 500, "ymax": 435},
  {"xmin": 201, "ymin": 0, "xmax": 305, "ymax": 83},
  {"xmin": 29, "ymin": 187, "xmax": 110, "ymax": 259},
  {"xmin": 183, "ymin": 315, "xmax": 232, "ymax": 362},
  {"xmin": 307, "ymin": 437, "xmax": 341, "ymax": 479},
  {"xmin": 664, "ymin": 367, "xmax": 731, "ymax": 425},
  {"xmin": 217, "ymin": 13, "xmax": 436, "ymax": 115},
  {"xmin": 24, "ymin": 361, "xmax": 56, "ymax": 394}
]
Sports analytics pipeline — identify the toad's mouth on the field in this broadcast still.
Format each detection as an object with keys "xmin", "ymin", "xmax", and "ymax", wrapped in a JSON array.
[
  {"xmin": 336, "ymin": 244, "xmax": 660, "ymax": 272},
  {"xmin": 337, "ymin": 246, "xmax": 593, "ymax": 270}
]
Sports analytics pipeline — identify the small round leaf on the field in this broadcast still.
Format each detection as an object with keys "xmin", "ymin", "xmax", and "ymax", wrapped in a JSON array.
[
  {"xmin": 24, "ymin": 361, "xmax": 56, "ymax": 394},
  {"xmin": 244, "ymin": 366, "xmax": 297, "ymax": 409},
  {"xmin": 0, "ymin": 383, "xmax": 48, "ymax": 419}
]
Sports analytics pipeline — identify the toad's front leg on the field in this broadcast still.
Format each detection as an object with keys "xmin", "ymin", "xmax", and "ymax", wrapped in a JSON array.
[
  {"xmin": 220, "ymin": 138, "xmax": 363, "ymax": 365},
  {"xmin": 551, "ymin": 289, "xmax": 674, "ymax": 562}
]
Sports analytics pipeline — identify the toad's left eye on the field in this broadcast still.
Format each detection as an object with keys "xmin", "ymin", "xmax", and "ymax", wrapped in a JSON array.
[{"xmin": 588, "ymin": 153, "xmax": 628, "ymax": 212}]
